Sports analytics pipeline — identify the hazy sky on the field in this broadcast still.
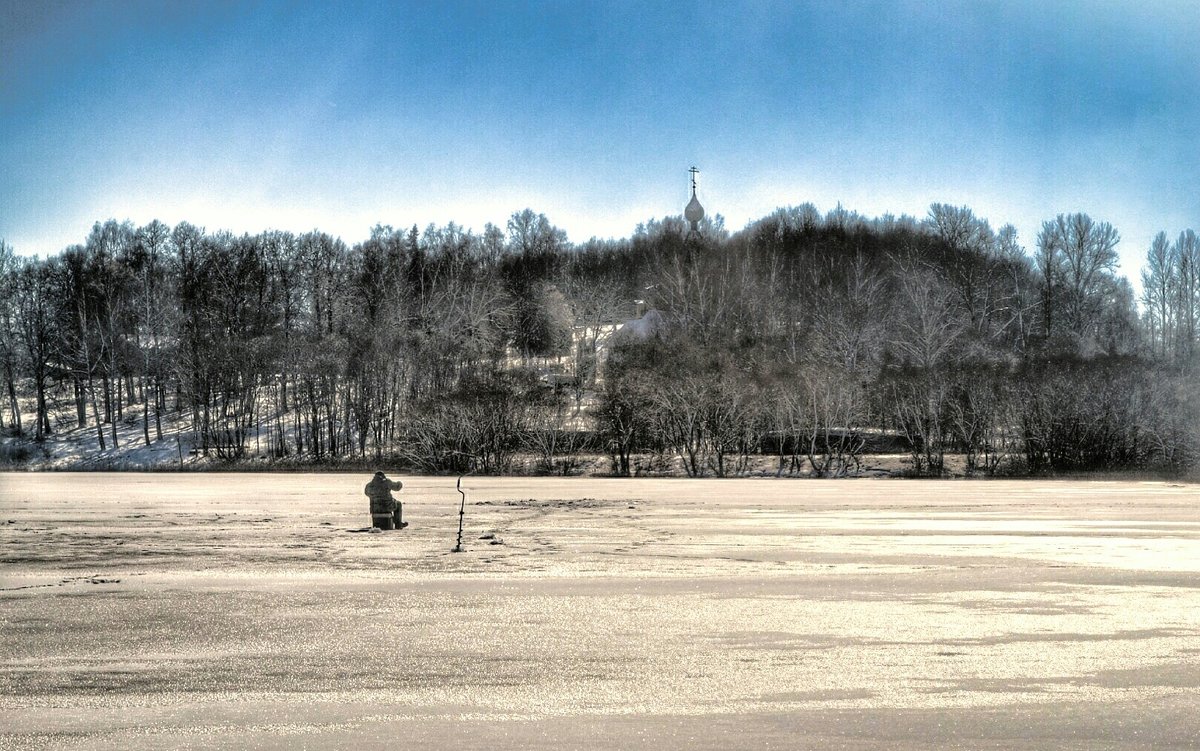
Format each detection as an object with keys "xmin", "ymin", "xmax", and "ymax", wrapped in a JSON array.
[{"xmin": 2, "ymin": 0, "xmax": 1198, "ymax": 284}]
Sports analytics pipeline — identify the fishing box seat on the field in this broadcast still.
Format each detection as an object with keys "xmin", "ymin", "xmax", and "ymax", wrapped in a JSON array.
[
  {"xmin": 371, "ymin": 511, "xmax": 407, "ymax": 530},
  {"xmin": 371, "ymin": 513, "xmax": 395, "ymax": 530}
]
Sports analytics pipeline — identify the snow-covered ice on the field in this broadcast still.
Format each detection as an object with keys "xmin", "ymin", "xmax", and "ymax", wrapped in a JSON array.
[{"xmin": 1, "ymin": 474, "xmax": 1198, "ymax": 749}]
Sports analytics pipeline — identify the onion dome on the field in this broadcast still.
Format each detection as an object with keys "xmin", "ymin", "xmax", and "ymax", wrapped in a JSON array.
[{"xmin": 685, "ymin": 166, "xmax": 705, "ymax": 232}]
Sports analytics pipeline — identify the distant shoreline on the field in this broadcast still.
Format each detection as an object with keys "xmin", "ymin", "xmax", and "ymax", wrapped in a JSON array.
[{"xmin": 2, "ymin": 454, "xmax": 1193, "ymax": 483}]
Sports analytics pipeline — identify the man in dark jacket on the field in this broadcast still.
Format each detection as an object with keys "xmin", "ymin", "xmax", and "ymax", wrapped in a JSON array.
[{"xmin": 365, "ymin": 471, "xmax": 407, "ymax": 530}]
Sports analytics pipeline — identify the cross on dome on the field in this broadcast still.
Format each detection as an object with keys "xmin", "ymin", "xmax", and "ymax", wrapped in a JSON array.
[{"xmin": 684, "ymin": 166, "xmax": 705, "ymax": 232}]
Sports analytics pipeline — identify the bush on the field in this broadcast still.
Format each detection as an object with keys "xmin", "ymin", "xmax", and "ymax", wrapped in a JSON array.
[{"xmin": 0, "ymin": 440, "xmax": 37, "ymax": 465}]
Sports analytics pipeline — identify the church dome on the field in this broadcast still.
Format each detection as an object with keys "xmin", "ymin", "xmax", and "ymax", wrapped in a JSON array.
[{"xmin": 685, "ymin": 193, "xmax": 705, "ymax": 224}]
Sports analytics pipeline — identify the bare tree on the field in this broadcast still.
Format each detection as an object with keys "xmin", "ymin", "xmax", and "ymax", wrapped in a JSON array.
[
  {"xmin": 13, "ymin": 259, "xmax": 57, "ymax": 440},
  {"xmin": 651, "ymin": 375, "xmax": 710, "ymax": 477},
  {"xmin": 130, "ymin": 220, "xmax": 173, "ymax": 444},
  {"xmin": 809, "ymin": 256, "xmax": 887, "ymax": 374},
  {"xmin": 705, "ymin": 377, "xmax": 761, "ymax": 477},
  {"xmin": 1172, "ymin": 230, "xmax": 1199, "ymax": 361},
  {"xmin": 0, "ymin": 241, "xmax": 21, "ymax": 434},
  {"xmin": 1141, "ymin": 232, "xmax": 1174, "ymax": 358},
  {"xmin": 925, "ymin": 203, "xmax": 997, "ymax": 335},
  {"xmin": 507, "ymin": 209, "xmax": 567, "ymax": 258},
  {"xmin": 889, "ymin": 268, "xmax": 963, "ymax": 370},
  {"xmin": 560, "ymin": 272, "xmax": 626, "ymax": 410},
  {"xmin": 994, "ymin": 224, "xmax": 1035, "ymax": 352},
  {"xmin": 793, "ymin": 365, "xmax": 868, "ymax": 477},
  {"xmin": 1038, "ymin": 213, "xmax": 1120, "ymax": 344}
]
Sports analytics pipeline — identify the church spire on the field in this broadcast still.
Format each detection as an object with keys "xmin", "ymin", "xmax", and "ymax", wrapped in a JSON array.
[{"xmin": 684, "ymin": 166, "xmax": 705, "ymax": 234}]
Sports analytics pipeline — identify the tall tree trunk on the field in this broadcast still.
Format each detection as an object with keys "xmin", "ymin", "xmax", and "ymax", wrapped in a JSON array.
[
  {"xmin": 311, "ymin": 400, "xmax": 322, "ymax": 457},
  {"xmin": 74, "ymin": 378, "xmax": 87, "ymax": 427},
  {"xmin": 102, "ymin": 375, "xmax": 112, "ymax": 425},
  {"xmin": 115, "ymin": 371, "xmax": 124, "ymax": 422},
  {"xmin": 293, "ymin": 390, "xmax": 303, "ymax": 455},
  {"xmin": 4, "ymin": 363, "xmax": 20, "ymax": 436},
  {"xmin": 202, "ymin": 395, "xmax": 211, "ymax": 456},
  {"xmin": 109, "ymin": 396, "xmax": 119, "ymax": 449},
  {"xmin": 274, "ymin": 381, "xmax": 285, "ymax": 457},
  {"xmin": 88, "ymin": 378, "xmax": 106, "ymax": 451},
  {"xmin": 153, "ymin": 375, "xmax": 163, "ymax": 441},
  {"xmin": 142, "ymin": 390, "xmax": 151, "ymax": 447},
  {"xmin": 34, "ymin": 370, "xmax": 49, "ymax": 440}
]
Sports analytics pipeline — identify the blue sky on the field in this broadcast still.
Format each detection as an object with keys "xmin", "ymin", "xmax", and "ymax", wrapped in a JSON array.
[{"xmin": 2, "ymin": 0, "xmax": 1198, "ymax": 285}]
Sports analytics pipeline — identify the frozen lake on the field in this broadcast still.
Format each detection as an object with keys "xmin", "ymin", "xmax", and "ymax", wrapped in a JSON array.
[{"xmin": 2, "ymin": 474, "xmax": 1198, "ymax": 749}]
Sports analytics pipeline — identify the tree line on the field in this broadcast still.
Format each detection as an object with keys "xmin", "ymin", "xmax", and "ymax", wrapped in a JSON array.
[{"xmin": 0, "ymin": 203, "xmax": 1196, "ymax": 475}]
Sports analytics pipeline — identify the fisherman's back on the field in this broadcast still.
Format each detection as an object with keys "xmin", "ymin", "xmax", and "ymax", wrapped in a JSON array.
[{"xmin": 365, "ymin": 475, "xmax": 401, "ymax": 514}]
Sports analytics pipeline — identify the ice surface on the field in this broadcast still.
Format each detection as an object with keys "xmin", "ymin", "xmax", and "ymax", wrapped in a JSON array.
[{"xmin": 1, "ymin": 474, "xmax": 1198, "ymax": 749}]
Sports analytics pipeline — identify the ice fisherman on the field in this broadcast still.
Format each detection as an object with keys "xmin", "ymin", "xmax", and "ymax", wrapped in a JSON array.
[{"xmin": 366, "ymin": 471, "xmax": 408, "ymax": 530}]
